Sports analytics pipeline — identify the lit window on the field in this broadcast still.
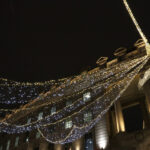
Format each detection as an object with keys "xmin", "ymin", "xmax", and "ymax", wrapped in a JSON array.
[
  {"xmin": 6, "ymin": 140, "xmax": 10, "ymax": 150},
  {"xmin": 27, "ymin": 118, "xmax": 31, "ymax": 124},
  {"xmin": 84, "ymin": 112, "xmax": 92, "ymax": 123},
  {"xmin": 85, "ymin": 133, "xmax": 93, "ymax": 150},
  {"xmin": 26, "ymin": 137, "xmax": 29, "ymax": 143},
  {"xmin": 36, "ymin": 132, "xmax": 41, "ymax": 139},
  {"xmin": 0, "ymin": 146, "xmax": 3, "ymax": 150},
  {"xmin": 65, "ymin": 119, "xmax": 72, "ymax": 129},
  {"xmin": 38, "ymin": 112, "xmax": 43, "ymax": 120},
  {"xmin": 15, "ymin": 136, "xmax": 19, "ymax": 147},
  {"xmin": 51, "ymin": 106, "xmax": 56, "ymax": 115},
  {"xmin": 83, "ymin": 92, "xmax": 91, "ymax": 102},
  {"xmin": 66, "ymin": 100, "xmax": 72, "ymax": 106}
]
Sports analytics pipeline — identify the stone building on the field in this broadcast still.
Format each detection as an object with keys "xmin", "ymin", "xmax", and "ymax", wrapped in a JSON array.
[{"xmin": 0, "ymin": 40, "xmax": 150, "ymax": 150}]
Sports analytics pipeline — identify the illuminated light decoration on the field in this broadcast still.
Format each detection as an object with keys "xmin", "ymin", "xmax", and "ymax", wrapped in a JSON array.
[
  {"xmin": 0, "ymin": 1, "xmax": 149, "ymax": 144},
  {"xmin": 123, "ymin": 0, "xmax": 150, "ymax": 57},
  {"xmin": 138, "ymin": 68, "xmax": 150, "ymax": 90},
  {"xmin": 0, "ymin": 55, "xmax": 149, "ymax": 145},
  {"xmin": 83, "ymin": 92, "xmax": 91, "ymax": 102},
  {"xmin": 95, "ymin": 116, "xmax": 109, "ymax": 149},
  {"xmin": 15, "ymin": 136, "xmax": 19, "ymax": 147},
  {"xmin": 1, "ymin": 56, "xmax": 146, "ymax": 114},
  {"xmin": 6, "ymin": 140, "xmax": 10, "ymax": 150},
  {"xmin": 146, "ymin": 43, "xmax": 150, "ymax": 56},
  {"xmin": 0, "ymin": 0, "xmax": 149, "ymax": 144},
  {"xmin": 0, "ymin": 77, "xmax": 69, "ymax": 104}
]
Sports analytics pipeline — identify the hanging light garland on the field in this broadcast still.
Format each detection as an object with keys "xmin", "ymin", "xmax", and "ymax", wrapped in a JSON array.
[
  {"xmin": 0, "ymin": 55, "xmax": 149, "ymax": 145},
  {"xmin": 0, "ymin": 77, "xmax": 71, "ymax": 104}
]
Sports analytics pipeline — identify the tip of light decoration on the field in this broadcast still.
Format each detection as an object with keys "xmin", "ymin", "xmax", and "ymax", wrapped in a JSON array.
[{"xmin": 146, "ymin": 43, "xmax": 150, "ymax": 56}]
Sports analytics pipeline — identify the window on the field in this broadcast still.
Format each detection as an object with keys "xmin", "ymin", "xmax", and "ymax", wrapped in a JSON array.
[
  {"xmin": 123, "ymin": 104, "xmax": 143, "ymax": 132},
  {"xmin": 85, "ymin": 133, "xmax": 93, "ymax": 150},
  {"xmin": 36, "ymin": 132, "xmax": 41, "ymax": 139},
  {"xmin": 38, "ymin": 112, "xmax": 43, "ymax": 120},
  {"xmin": 39, "ymin": 94, "xmax": 43, "ymax": 100},
  {"xmin": 83, "ymin": 92, "xmax": 91, "ymax": 102},
  {"xmin": 51, "ymin": 106, "xmax": 56, "ymax": 115},
  {"xmin": 25, "ymin": 132, "xmax": 29, "ymax": 143},
  {"xmin": 26, "ymin": 137, "xmax": 29, "ymax": 143},
  {"xmin": 48, "ymin": 143, "xmax": 54, "ymax": 150},
  {"xmin": 0, "ymin": 146, "xmax": 3, "ymax": 150},
  {"xmin": 66, "ymin": 100, "xmax": 72, "ymax": 106},
  {"xmin": 84, "ymin": 112, "xmax": 92, "ymax": 123},
  {"xmin": 65, "ymin": 119, "xmax": 72, "ymax": 129},
  {"xmin": 65, "ymin": 143, "xmax": 71, "ymax": 150},
  {"xmin": 15, "ymin": 136, "xmax": 19, "ymax": 147},
  {"xmin": 27, "ymin": 118, "xmax": 31, "ymax": 124},
  {"xmin": 6, "ymin": 140, "xmax": 10, "ymax": 150}
]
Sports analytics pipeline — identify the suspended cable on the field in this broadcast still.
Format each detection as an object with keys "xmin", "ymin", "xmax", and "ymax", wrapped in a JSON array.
[{"xmin": 123, "ymin": 0, "xmax": 150, "ymax": 55}]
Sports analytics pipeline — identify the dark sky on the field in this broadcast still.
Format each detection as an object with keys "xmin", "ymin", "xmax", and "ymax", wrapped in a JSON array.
[{"xmin": 1, "ymin": 0, "xmax": 150, "ymax": 82}]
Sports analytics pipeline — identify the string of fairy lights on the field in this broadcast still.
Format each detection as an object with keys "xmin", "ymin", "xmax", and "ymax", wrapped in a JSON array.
[
  {"xmin": 0, "ymin": 55, "xmax": 149, "ymax": 144},
  {"xmin": 0, "ymin": 77, "xmax": 71, "ymax": 104},
  {"xmin": 1, "ymin": 54, "xmax": 145, "ymax": 119}
]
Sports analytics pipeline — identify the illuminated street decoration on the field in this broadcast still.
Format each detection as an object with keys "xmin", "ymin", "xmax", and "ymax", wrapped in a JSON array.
[
  {"xmin": 0, "ymin": 55, "xmax": 148, "ymax": 145},
  {"xmin": 123, "ymin": 0, "xmax": 150, "ymax": 56},
  {"xmin": 0, "ymin": 0, "xmax": 149, "ymax": 148},
  {"xmin": 0, "ymin": 77, "xmax": 68, "ymax": 104}
]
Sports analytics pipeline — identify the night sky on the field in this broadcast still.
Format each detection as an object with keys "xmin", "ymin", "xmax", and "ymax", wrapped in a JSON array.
[{"xmin": 1, "ymin": 0, "xmax": 150, "ymax": 82}]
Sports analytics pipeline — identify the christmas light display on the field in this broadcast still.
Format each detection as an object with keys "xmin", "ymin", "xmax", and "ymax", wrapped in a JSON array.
[
  {"xmin": 0, "ymin": 77, "xmax": 69, "ymax": 104},
  {"xmin": 0, "ymin": 0, "xmax": 150, "ymax": 144},
  {"xmin": 0, "ymin": 55, "xmax": 149, "ymax": 144}
]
